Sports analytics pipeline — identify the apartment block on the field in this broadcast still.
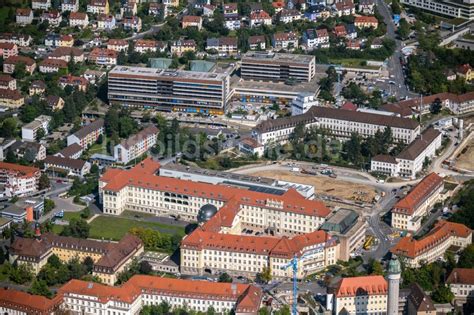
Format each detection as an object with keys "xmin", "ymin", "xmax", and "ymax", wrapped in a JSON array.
[
  {"xmin": 241, "ymin": 52, "xmax": 316, "ymax": 82},
  {"xmin": 113, "ymin": 125, "xmax": 158, "ymax": 164},
  {"xmin": 391, "ymin": 221, "xmax": 472, "ymax": 267},
  {"xmin": 0, "ymin": 162, "xmax": 40, "ymax": 197},
  {"xmin": 108, "ymin": 66, "xmax": 230, "ymax": 115},
  {"xmin": 447, "ymin": 268, "xmax": 474, "ymax": 303},
  {"xmin": 67, "ymin": 118, "xmax": 104, "ymax": 148},
  {"xmin": 21, "ymin": 115, "xmax": 51, "ymax": 141},
  {"xmin": 400, "ymin": 0, "xmax": 474, "ymax": 20}
]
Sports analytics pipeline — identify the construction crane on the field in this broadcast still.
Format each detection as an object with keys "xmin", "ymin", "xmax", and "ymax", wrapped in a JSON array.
[{"xmin": 281, "ymin": 245, "xmax": 326, "ymax": 315}]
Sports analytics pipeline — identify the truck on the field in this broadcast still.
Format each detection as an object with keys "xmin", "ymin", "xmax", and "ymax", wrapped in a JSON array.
[{"xmin": 291, "ymin": 167, "xmax": 301, "ymax": 172}]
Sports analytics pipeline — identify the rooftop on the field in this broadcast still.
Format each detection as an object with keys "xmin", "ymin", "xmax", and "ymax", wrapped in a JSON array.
[
  {"xmin": 242, "ymin": 52, "xmax": 315, "ymax": 65},
  {"xmin": 397, "ymin": 128, "xmax": 441, "ymax": 160},
  {"xmin": 335, "ymin": 275, "xmax": 387, "ymax": 297},
  {"xmin": 320, "ymin": 209, "xmax": 359, "ymax": 234},
  {"xmin": 109, "ymin": 66, "xmax": 228, "ymax": 82},
  {"xmin": 447, "ymin": 268, "xmax": 474, "ymax": 285}
]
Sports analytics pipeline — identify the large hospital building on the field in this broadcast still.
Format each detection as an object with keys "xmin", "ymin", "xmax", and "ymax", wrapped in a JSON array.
[{"xmin": 108, "ymin": 66, "xmax": 231, "ymax": 115}]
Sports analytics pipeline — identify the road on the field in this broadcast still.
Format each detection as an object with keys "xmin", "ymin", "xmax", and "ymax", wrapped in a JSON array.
[
  {"xmin": 375, "ymin": 0, "xmax": 415, "ymax": 100},
  {"xmin": 124, "ymin": 9, "xmax": 187, "ymax": 40}
]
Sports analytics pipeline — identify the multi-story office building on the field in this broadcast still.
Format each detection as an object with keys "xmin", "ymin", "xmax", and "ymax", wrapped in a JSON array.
[
  {"xmin": 391, "ymin": 173, "xmax": 444, "ymax": 232},
  {"xmin": 391, "ymin": 221, "xmax": 472, "ymax": 268},
  {"xmin": 113, "ymin": 125, "xmax": 159, "ymax": 164},
  {"xmin": 0, "ymin": 162, "xmax": 40, "ymax": 197},
  {"xmin": 400, "ymin": 0, "xmax": 474, "ymax": 20},
  {"xmin": 241, "ymin": 52, "xmax": 316, "ymax": 82},
  {"xmin": 332, "ymin": 275, "xmax": 388, "ymax": 314},
  {"xmin": 108, "ymin": 66, "xmax": 231, "ymax": 115}
]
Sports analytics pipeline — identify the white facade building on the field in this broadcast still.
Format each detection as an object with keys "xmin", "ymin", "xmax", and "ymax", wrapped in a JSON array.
[
  {"xmin": 21, "ymin": 115, "xmax": 51, "ymax": 142},
  {"xmin": 113, "ymin": 125, "xmax": 158, "ymax": 164},
  {"xmin": 292, "ymin": 93, "xmax": 318, "ymax": 115}
]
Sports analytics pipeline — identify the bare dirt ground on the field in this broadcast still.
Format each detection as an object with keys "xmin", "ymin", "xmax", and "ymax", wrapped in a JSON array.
[
  {"xmin": 249, "ymin": 170, "xmax": 377, "ymax": 203},
  {"xmin": 454, "ymin": 141, "xmax": 474, "ymax": 172}
]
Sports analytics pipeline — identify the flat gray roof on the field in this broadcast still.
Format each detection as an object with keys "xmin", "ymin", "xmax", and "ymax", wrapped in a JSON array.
[
  {"xmin": 109, "ymin": 66, "xmax": 229, "ymax": 81},
  {"xmin": 242, "ymin": 52, "xmax": 315, "ymax": 65},
  {"xmin": 233, "ymin": 77, "xmax": 320, "ymax": 94}
]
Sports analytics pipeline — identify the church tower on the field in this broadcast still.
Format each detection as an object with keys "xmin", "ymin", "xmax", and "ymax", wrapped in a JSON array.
[{"xmin": 387, "ymin": 255, "xmax": 401, "ymax": 315}]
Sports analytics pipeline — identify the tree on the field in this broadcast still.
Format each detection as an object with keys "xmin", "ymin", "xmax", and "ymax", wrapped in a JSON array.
[
  {"xmin": 29, "ymin": 279, "xmax": 53, "ymax": 298},
  {"xmin": 431, "ymin": 285, "xmax": 454, "ymax": 303},
  {"xmin": 47, "ymin": 254, "xmax": 62, "ymax": 268},
  {"xmin": 274, "ymin": 305, "xmax": 291, "ymax": 315},
  {"xmin": 97, "ymin": 134, "xmax": 103, "ymax": 144},
  {"xmin": 344, "ymin": 132, "xmax": 363, "ymax": 166},
  {"xmin": 139, "ymin": 261, "xmax": 153, "ymax": 275},
  {"xmin": 458, "ymin": 244, "xmax": 474, "ymax": 268},
  {"xmin": 13, "ymin": 62, "xmax": 27, "ymax": 79},
  {"xmin": 256, "ymin": 266, "xmax": 272, "ymax": 283},
  {"xmin": 105, "ymin": 106, "xmax": 120, "ymax": 137},
  {"xmin": 9, "ymin": 263, "xmax": 33, "ymax": 284},
  {"xmin": 368, "ymin": 259, "xmax": 384, "ymax": 275},
  {"xmin": 430, "ymin": 97, "xmax": 442, "ymax": 114},
  {"xmin": 218, "ymin": 272, "xmax": 233, "ymax": 283},
  {"xmin": 391, "ymin": 0, "xmax": 402, "ymax": 14},
  {"xmin": 44, "ymin": 199, "xmax": 55, "ymax": 214},
  {"xmin": 39, "ymin": 173, "xmax": 50, "ymax": 190},
  {"xmin": 397, "ymin": 19, "xmax": 410, "ymax": 40},
  {"xmin": 36, "ymin": 127, "xmax": 46, "ymax": 141},
  {"xmin": 60, "ymin": 218, "xmax": 90, "ymax": 238},
  {"xmin": 0, "ymin": 117, "xmax": 17, "ymax": 138}
]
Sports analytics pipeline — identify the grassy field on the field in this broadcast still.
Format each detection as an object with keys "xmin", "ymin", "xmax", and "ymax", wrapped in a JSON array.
[
  {"xmin": 88, "ymin": 216, "xmax": 185, "ymax": 241},
  {"xmin": 328, "ymin": 58, "xmax": 380, "ymax": 70}
]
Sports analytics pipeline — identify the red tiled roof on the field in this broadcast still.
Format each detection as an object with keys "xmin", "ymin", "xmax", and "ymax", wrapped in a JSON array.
[
  {"xmin": 447, "ymin": 268, "xmax": 474, "ymax": 285},
  {"xmin": 392, "ymin": 173, "xmax": 443, "ymax": 216},
  {"xmin": 108, "ymin": 39, "xmax": 128, "ymax": 46},
  {"xmin": 251, "ymin": 10, "xmax": 271, "ymax": 20},
  {"xmin": 0, "ymin": 161, "xmax": 39, "ymax": 177},
  {"xmin": 16, "ymin": 8, "xmax": 32, "ymax": 16},
  {"xmin": 101, "ymin": 158, "xmax": 331, "ymax": 218},
  {"xmin": 0, "ymin": 88, "xmax": 23, "ymax": 100},
  {"xmin": 273, "ymin": 32, "xmax": 298, "ymax": 41},
  {"xmin": 391, "ymin": 221, "xmax": 472, "ymax": 258},
  {"xmin": 40, "ymin": 58, "xmax": 68, "ymax": 68},
  {"xmin": 182, "ymin": 15, "xmax": 202, "ymax": 23},
  {"xmin": 335, "ymin": 275, "xmax": 387, "ymax": 297},
  {"xmin": 354, "ymin": 16, "xmax": 378, "ymax": 24},
  {"xmin": 70, "ymin": 11, "xmax": 88, "ymax": 20},
  {"xmin": 457, "ymin": 64, "xmax": 472, "ymax": 75},
  {"xmin": 341, "ymin": 101, "xmax": 357, "ymax": 111},
  {"xmin": 0, "ymin": 288, "xmax": 62, "ymax": 314},
  {"xmin": 4, "ymin": 55, "xmax": 35, "ymax": 66}
]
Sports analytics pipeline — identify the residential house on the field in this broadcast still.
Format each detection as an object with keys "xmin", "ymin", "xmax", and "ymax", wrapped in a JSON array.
[
  {"xmin": 223, "ymin": 3, "xmax": 238, "ymax": 16},
  {"xmin": 333, "ymin": 24, "xmax": 347, "ymax": 37},
  {"xmin": 170, "ymin": 39, "xmax": 196, "ymax": 56},
  {"xmin": 358, "ymin": 0, "xmax": 375, "ymax": 14},
  {"xmin": 16, "ymin": 8, "xmax": 33, "ymax": 25},
  {"xmin": 272, "ymin": 32, "xmax": 299, "ymax": 51},
  {"xmin": 162, "ymin": 0, "xmax": 179, "ymax": 7},
  {"xmin": 21, "ymin": 115, "xmax": 51, "ymax": 142},
  {"xmin": 303, "ymin": 28, "xmax": 329, "ymax": 50},
  {"xmin": 32, "ymin": 0, "xmax": 51, "ymax": 10},
  {"xmin": 182, "ymin": 16, "xmax": 202, "ymax": 30},
  {"xmin": 250, "ymin": 11, "xmax": 272, "ymax": 27},
  {"xmin": 122, "ymin": 1, "xmax": 137, "ymax": 15},
  {"xmin": 9, "ymin": 140, "xmax": 46, "ymax": 162},
  {"xmin": 59, "ymin": 35, "xmax": 74, "ymax": 47},
  {"xmin": 0, "ymin": 43, "xmax": 18, "ymax": 59},
  {"xmin": 406, "ymin": 283, "xmax": 436, "ymax": 315},
  {"xmin": 287, "ymin": 0, "xmax": 306, "ymax": 11},
  {"xmin": 249, "ymin": 3, "xmax": 263, "ymax": 13},
  {"xmin": 346, "ymin": 24, "xmax": 357, "ymax": 39},
  {"xmin": 354, "ymin": 15, "xmax": 379, "ymax": 28},
  {"xmin": 202, "ymin": 4, "xmax": 215, "ymax": 16},
  {"xmin": 457, "ymin": 64, "xmax": 474, "ymax": 82},
  {"xmin": 0, "ymin": 89, "xmax": 24, "ymax": 108},
  {"xmin": 0, "ymin": 162, "xmax": 40, "ymax": 197},
  {"xmin": 149, "ymin": 3, "xmax": 166, "ymax": 16},
  {"xmin": 248, "ymin": 35, "xmax": 266, "ymax": 50},
  {"xmin": 88, "ymin": 0, "xmax": 109, "ymax": 14},
  {"xmin": 108, "ymin": 39, "xmax": 128, "ymax": 52},
  {"xmin": 46, "ymin": 95, "xmax": 65, "ymax": 111},
  {"xmin": 278, "ymin": 9, "xmax": 301, "ymax": 23},
  {"xmin": 44, "ymin": 155, "xmax": 91, "ymax": 177},
  {"xmin": 29, "ymin": 80, "xmax": 47, "ymax": 96},
  {"xmin": 334, "ymin": 0, "xmax": 355, "ymax": 16},
  {"xmin": 62, "ymin": 0, "xmax": 79, "ymax": 12},
  {"xmin": 123, "ymin": 16, "xmax": 142, "ymax": 32},
  {"xmin": 135, "ymin": 39, "xmax": 158, "ymax": 53},
  {"xmin": 224, "ymin": 15, "xmax": 241, "ymax": 30},
  {"xmin": 89, "ymin": 48, "xmax": 118, "ymax": 66},
  {"xmin": 56, "ymin": 143, "xmax": 84, "ymax": 159},
  {"xmin": 67, "ymin": 118, "xmax": 104, "ymax": 148},
  {"xmin": 370, "ymin": 37, "xmax": 383, "ymax": 49},
  {"xmin": 40, "ymin": 11, "xmax": 62, "ymax": 27},
  {"xmin": 59, "ymin": 75, "xmax": 88, "ymax": 92},
  {"xmin": 0, "ymin": 75, "xmax": 16, "ymax": 90},
  {"xmin": 49, "ymin": 47, "xmax": 85, "ymax": 62},
  {"xmin": 304, "ymin": 5, "xmax": 330, "ymax": 21},
  {"xmin": 97, "ymin": 14, "xmax": 116, "ymax": 30},
  {"xmin": 39, "ymin": 58, "xmax": 68, "ymax": 73},
  {"xmin": 346, "ymin": 39, "xmax": 361, "ymax": 50},
  {"xmin": 3, "ymin": 56, "xmax": 36, "ymax": 74},
  {"xmin": 69, "ymin": 12, "xmax": 89, "ymax": 28},
  {"xmin": 0, "ymin": 33, "xmax": 32, "ymax": 47},
  {"xmin": 272, "ymin": 1, "xmax": 285, "ymax": 13},
  {"xmin": 206, "ymin": 37, "xmax": 238, "ymax": 56}
]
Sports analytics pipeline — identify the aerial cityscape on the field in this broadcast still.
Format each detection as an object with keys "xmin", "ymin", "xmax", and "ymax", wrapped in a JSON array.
[{"xmin": 0, "ymin": 0, "xmax": 473, "ymax": 314}]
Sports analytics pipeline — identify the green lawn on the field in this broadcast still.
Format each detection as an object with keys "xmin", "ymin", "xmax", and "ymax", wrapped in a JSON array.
[
  {"xmin": 88, "ymin": 216, "xmax": 185, "ymax": 241},
  {"xmin": 328, "ymin": 58, "xmax": 380, "ymax": 70}
]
